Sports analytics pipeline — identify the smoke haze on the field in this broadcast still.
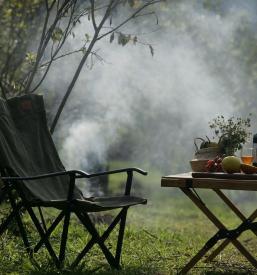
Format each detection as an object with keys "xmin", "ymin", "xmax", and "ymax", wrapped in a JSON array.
[{"xmin": 42, "ymin": 1, "xmax": 256, "ymax": 174}]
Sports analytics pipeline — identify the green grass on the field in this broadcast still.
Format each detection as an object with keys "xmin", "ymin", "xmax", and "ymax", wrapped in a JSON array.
[{"xmin": 1, "ymin": 165, "xmax": 257, "ymax": 274}]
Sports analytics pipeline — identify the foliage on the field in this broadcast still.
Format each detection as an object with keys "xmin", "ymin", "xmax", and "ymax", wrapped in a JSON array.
[
  {"xmin": 209, "ymin": 115, "xmax": 252, "ymax": 154},
  {"xmin": 0, "ymin": 0, "xmax": 43, "ymax": 98},
  {"xmin": 0, "ymin": 0, "xmax": 162, "ymax": 132}
]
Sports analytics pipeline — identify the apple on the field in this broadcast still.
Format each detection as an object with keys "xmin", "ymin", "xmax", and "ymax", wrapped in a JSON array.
[{"xmin": 221, "ymin": 156, "xmax": 241, "ymax": 173}]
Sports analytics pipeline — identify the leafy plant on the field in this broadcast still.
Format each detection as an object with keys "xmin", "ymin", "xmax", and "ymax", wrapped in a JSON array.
[{"xmin": 209, "ymin": 114, "xmax": 252, "ymax": 154}]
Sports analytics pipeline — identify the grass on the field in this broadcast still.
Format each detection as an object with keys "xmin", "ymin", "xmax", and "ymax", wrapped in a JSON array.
[{"xmin": 1, "ymin": 164, "xmax": 257, "ymax": 274}]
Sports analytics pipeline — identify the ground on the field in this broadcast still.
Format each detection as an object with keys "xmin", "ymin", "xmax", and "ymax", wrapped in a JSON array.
[{"xmin": 1, "ymin": 165, "xmax": 257, "ymax": 274}]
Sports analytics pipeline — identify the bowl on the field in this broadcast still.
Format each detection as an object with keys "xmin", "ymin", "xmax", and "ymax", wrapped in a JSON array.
[{"xmin": 190, "ymin": 159, "xmax": 209, "ymax": 172}]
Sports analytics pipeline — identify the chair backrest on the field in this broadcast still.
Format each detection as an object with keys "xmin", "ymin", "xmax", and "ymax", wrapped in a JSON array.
[{"xmin": 0, "ymin": 94, "xmax": 83, "ymax": 202}]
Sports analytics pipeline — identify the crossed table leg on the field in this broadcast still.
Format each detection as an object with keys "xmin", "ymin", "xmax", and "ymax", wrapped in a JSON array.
[
  {"xmin": 205, "ymin": 189, "xmax": 257, "ymax": 262},
  {"xmin": 179, "ymin": 187, "xmax": 257, "ymax": 274}
]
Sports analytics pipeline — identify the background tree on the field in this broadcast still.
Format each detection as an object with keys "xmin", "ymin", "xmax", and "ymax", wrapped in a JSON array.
[{"xmin": 0, "ymin": 0, "xmax": 161, "ymax": 133}]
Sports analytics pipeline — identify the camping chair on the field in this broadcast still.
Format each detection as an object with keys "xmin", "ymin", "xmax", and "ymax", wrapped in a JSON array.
[{"xmin": 0, "ymin": 94, "xmax": 147, "ymax": 269}]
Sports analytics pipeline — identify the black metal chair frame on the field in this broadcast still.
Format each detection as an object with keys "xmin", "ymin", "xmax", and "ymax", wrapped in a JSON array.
[{"xmin": 0, "ymin": 167, "xmax": 147, "ymax": 269}]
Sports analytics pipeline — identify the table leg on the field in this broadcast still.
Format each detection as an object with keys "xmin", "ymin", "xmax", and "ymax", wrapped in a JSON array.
[
  {"xmin": 205, "ymin": 190, "xmax": 257, "ymax": 262},
  {"xmin": 180, "ymin": 187, "xmax": 257, "ymax": 273},
  {"xmin": 179, "ymin": 243, "xmax": 215, "ymax": 274}
]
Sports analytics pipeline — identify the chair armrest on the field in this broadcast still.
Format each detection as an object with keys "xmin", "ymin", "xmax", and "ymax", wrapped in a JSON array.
[
  {"xmin": 77, "ymin": 167, "xmax": 148, "ymax": 196},
  {"xmin": 76, "ymin": 167, "xmax": 148, "ymax": 178},
  {"xmin": 1, "ymin": 168, "xmax": 147, "ymax": 181},
  {"xmin": 1, "ymin": 168, "xmax": 147, "ymax": 197},
  {"xmin": 1, "ymin": 170, "xmax": 90, "ymax": 182}
]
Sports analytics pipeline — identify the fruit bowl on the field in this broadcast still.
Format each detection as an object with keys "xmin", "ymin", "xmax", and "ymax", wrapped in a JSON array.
[{"xmin": 190, "ymin": 159, "xmax": 208, "ymax": 172}]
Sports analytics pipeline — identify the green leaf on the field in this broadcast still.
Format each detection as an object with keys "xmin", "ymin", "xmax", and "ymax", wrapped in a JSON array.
[
  {"xmin": 51, "ymin": 27, "xmax": 63, "ymax": 43},
  {"xmin": 81, "ymin": 47, "xmax": 87, "ymax": 55},
  {"xmin": 118, "ymin": 33, "xmax": 131, "ymax": 46},
  {"xmin": 25, "ymin": 52, "xmax": 36, "ymax": 65},
  {"xmin": 85, "ymin": 33, "xmax": 90, "ymax": 42},
  {"xmin": 110, "ymin": 33, "xmax": 115, "ymax": 43},
  {"xmin": 149, "ymin": 45, "xmax": 154, "ymax": 56}
]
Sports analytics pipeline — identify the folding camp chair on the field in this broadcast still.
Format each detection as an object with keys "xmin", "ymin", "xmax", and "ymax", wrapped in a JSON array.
[{"xmin": 0, "ymin": 94, "xmax": 147, "ymax": 269}]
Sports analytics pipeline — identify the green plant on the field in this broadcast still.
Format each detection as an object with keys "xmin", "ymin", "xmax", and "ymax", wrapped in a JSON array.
[{"xmin": 209, "ymin": 114, "xmax": 252, "ymax": 154}]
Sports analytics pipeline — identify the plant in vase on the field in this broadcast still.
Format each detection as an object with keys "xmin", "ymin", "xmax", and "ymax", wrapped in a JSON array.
[{"xmin": 209, "ymin": 114, "xmax": 252, "ymax": 156}]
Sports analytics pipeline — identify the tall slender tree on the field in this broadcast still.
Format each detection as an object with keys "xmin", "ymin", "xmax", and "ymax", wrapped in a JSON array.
[{"xmin": 0, "ymin": 0, "xmax": 162, "ymax": 132}]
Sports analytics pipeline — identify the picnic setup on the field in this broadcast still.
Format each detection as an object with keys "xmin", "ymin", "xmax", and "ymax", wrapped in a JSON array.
[
  {"xmin": 162, "ymin": 125, "xmax": 257, "ymax": 274},
  {"xmin": 3, "ymin": 1, "xmax": 257, "ymax": 274},
  {"xmin": 1, "ymin": 96, "xmax": 257, "ymax": 274}
]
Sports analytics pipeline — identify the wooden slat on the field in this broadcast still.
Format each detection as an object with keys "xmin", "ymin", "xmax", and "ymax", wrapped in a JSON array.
[
  {"xmin": 161, "ymin": 178, "xmax": 188, "ymax": 188},
  {"xmin": 161, "ymin": 174, "xmax": 257, "ymax": 191},
  {"xmin": 192, "ymin": 172, "xmax": 257, "ymax": 180}
]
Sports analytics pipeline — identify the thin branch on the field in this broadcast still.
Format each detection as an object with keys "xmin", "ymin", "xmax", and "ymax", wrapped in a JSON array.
[
  {"xmin": 30, "ymin": 1, "xmax": 78, "ymax": 93},
  {"xmin": 97, "ymin": 0, "xmax": 161, "ymax": 41},
  {"xmin": 90, "ymin": 0, "xmax": 97, "ymax": 31},
  {"xmin": 26, "ymin": 0, "xmax": 75, "ymax": 93},
  {"xmin": 50, "ymin": 0, "xmax": 116, "ymax": 134},
  {"xmin": 45, "ymin": 0, "xmax": 49, "ymax": 10},
  {"xmin": 40, "ymin": 48, "xmax": 84, "ymax": 67},
  {"xmin": 23, "ymin": 0, "xmax": 55, "ymax": 91}
]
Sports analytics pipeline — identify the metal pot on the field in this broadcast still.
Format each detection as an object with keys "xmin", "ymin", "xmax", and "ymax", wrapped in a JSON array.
[{"xmin": 194, "ymin": 137, "xmax": 221, "ymax": 160}]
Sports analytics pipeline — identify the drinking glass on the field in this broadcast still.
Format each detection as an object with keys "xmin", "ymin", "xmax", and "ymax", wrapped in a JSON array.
[{"xmin": 240, "ymin": 147, "xmax": 253, "ymax": 165}]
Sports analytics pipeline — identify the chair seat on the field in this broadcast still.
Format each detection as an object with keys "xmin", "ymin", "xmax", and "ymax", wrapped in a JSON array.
[
  {"xmin": 77, "ymin": 195, "xmax": 147, "ymax": 212},
  {"xmin": 30, "ymin": 196, "xmax": 147, "ymax": 212}
]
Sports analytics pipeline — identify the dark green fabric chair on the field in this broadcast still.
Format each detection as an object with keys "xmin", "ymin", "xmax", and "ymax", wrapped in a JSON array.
[{"xmin": 0, "ymin": 94, "xmax": 147, "ymax": 269}]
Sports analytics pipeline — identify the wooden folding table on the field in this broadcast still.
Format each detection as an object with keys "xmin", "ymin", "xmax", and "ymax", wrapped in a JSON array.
[{"xmin": 161, "ymin": 172, "xmax": 257, "ymax": 274}]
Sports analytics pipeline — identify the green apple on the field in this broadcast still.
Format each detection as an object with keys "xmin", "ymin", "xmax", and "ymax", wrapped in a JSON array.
[{"xmin": 221, "ymin": 156, "xmax": 241, "ymax": 173}]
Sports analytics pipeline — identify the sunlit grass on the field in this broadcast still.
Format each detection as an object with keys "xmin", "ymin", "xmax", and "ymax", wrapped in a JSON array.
[{"xmin": 1, "ymin": 163, "xmax": 257, "ymax": 274}]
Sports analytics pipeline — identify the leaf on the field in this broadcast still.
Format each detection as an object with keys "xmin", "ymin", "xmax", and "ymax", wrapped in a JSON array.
[
  {"xmin": 25, "ymin": 52, "xmax": 36, "ymax": 65},
  {"xmin": 133, "ymin": 36, "xmax": 137, "ymax": 45},
  {"xmin": 128, "ymin": 0, "xmax": 135, "ymax": 8},
  {"xmin": 51, "ymin": 27, "xmax": 63, "ymax": 43},
  {"xmin": 85, "ymin": 33, "xmax": 90, "ymax": 42},
  {"xmin": 118, "ymin": 33, "xmax": 131, "ymax": 46},
  {"xmin": 81, "ymin": 47, "xmax": 87, "ymax": 55},
  {"xmin": 110, "ymin": 33, "xmax": 115, "ymax": 43},
  {"xmin": 149, "ymin": 45, "xmax": 154, "ymax": 56}
]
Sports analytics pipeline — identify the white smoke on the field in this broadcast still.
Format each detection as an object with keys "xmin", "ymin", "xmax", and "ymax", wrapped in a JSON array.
[{"xmin": 43, "ymin": 1, "xmax": 256, "ymax": 173}]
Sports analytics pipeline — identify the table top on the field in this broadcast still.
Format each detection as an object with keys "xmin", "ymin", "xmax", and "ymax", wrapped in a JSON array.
[{"xmin": 161, "ymin": 172, "xmax": 257, "ymax": 191}]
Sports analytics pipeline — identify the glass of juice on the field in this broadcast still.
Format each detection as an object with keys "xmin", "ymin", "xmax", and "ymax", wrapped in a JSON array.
[{"xmin": 241, "ymin": 147, "xmax": 254, "ymax": 165}]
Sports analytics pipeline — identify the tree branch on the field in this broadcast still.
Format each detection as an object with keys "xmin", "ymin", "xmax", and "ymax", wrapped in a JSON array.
[
  {"xmin": 97, "ymin": 0, "xmax": 161, "ymax": 41},
  {"xmin": 50, "ymin": 0, "xmax": 116, "ymax": 134},
  {"xmin": 90, "ymin": 0, "xmax": 97, "ymax": 31},
  {"xmin": 30, "ymin": 1, "xmax": 78, "ymax": 93}
]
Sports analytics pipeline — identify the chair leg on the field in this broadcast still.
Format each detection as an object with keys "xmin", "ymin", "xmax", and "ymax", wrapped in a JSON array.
[
  {"xmin": 115, "ymin": 207, "xmax": 128, "ymax": 266},
  {"xmin": 34, "ymin": 210, "xmax": 65, "ymax": 253},
  {"xmin": 37, "ymin": 206, "xmax": 47, "ymax": 233},
  {"xmin": 58, "ymin": 209, "xmax": 71, "ymax": 267},
  {"xmin": 8, "ymin": 195, "xmax": 31, "ymax": 254},
  {"xmin": 72, "ymin": 209, "xmax": 124, "ymax": 268},
  {"xmin": 0, "ymin": 209, "xmax": 18, "ymax": 236},
  {"xmin": 26, "ymin": 206, "xmax": 60, "ymax": 265},
  {"xmin": 76, "ymin": 211, "xmax": 119, "ymax": 269}
]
